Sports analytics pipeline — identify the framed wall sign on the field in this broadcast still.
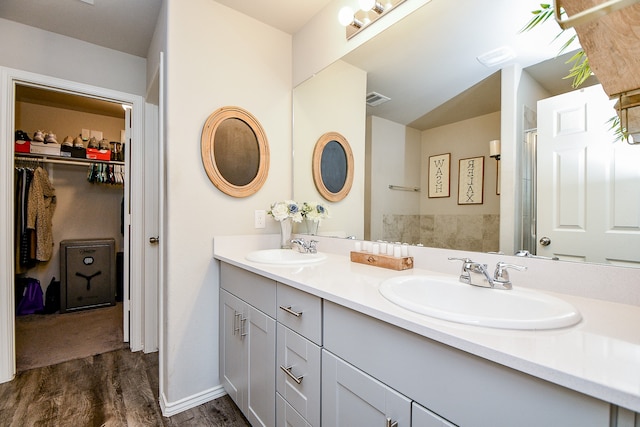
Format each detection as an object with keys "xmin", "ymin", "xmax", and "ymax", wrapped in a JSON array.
[
  {"xmin": 458, "ymin": 156, "xmax": 484, "ymax": 205},
  {"xmin": 428, "ymin": 153, "xmax": 450, "ymax": 198}
]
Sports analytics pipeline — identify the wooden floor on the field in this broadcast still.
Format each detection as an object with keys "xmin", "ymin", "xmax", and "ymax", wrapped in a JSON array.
[{"xmin": 0, "ymin": 349, "xmax": 250, "ymax": 426}]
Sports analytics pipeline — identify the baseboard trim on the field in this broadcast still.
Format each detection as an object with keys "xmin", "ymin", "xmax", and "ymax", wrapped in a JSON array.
[{"xmin": 160, "ymin": 385, "xmax": 227, "ymax": 417}]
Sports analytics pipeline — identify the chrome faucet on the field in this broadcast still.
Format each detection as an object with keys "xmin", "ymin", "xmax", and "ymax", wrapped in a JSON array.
[
  {"xmin": 448, "ymin": 258, "xmax": 526, "ymax": 290},
  {"xmin": 290, "ymin": 238, "xmax": 318, "ymax": 254}
]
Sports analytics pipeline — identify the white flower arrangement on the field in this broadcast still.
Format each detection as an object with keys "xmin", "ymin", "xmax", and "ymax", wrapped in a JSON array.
[
  {"xmin": 301, "ymin": 202, "xmax": 330, "ymax": 222},
  {"xmin": 268, "ymin": 200, "xmax": 303, "ymax": 222}
]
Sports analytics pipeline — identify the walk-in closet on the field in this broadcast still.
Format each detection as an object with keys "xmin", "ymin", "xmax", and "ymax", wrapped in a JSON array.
[{"xmin": 13, "ymin": 84, "xmax": 128, "ymax": 371}]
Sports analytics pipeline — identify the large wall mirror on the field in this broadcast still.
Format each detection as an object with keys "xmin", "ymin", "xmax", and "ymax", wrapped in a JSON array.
[
  {"xmin": 292, "ymin": 0, "xmax": 640, "ymax": 268},
  {"xmin": 201, "ymin": 106, "xmax": 269, "ymax": 197},
  {"xmin": 312, "ymin": 132, "xmax": 354, "ymax": 202}
]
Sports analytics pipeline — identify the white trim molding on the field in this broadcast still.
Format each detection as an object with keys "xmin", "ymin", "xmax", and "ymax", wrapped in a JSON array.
[{"xmin": 160, "ymin": 385, "xmax": 227, "ymax": 417}]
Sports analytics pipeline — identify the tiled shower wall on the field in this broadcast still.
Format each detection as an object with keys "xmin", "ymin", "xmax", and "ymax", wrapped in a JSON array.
[{"xmin": 382, "ymin": 214, "xmax": 500, "ymax": 253}]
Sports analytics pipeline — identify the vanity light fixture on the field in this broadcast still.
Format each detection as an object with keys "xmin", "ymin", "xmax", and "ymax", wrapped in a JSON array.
[
  {"xmin": 339, "ymin": 0, "xmax": 407, "ymax": 39},
  {"xmin": 489, "ymin": 139, "xmax": 501, "ymax": 160}
]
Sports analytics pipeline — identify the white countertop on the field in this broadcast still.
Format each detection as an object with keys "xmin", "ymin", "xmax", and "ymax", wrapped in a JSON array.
[{"xmin": 213, "ymin": 235, "xmax": 640, "ymax": 413}]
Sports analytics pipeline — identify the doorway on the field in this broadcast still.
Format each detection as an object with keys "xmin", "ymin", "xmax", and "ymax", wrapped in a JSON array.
[
  {"xmin": 0, "ymin": 67, "xmax": 147, "ymax": 382},
  {"xmin": 14, "ymin": 83, "xmax": 128, "ymax": 371}
]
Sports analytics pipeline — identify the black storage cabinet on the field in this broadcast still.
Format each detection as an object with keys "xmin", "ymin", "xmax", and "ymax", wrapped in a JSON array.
[{"xmin": 60, "ymin": 238, "xmax": 116, "ymax": 313}]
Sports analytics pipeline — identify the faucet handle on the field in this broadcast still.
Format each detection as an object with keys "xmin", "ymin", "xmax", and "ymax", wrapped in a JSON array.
[
  {"xmin": 493, "ymin": 262, "xmax": 527, "ymax": 289},
  {"xmin": 308, "ymin": 239, "xmax": 318, "ymax": 253},
  {"xmin": 448, "ymin": 257, "xmax": 473, "ymax": 284},
  {"xmin": 448, "ymin": 257, "xmax": 472, "ymax": 265}
]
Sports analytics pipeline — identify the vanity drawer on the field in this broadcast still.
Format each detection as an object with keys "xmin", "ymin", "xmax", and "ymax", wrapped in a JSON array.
[
  {"xmin": 277, "ymin": 393, "xmax": 312, "ymax": 427},
  {"xmin": 277, "ymin": 323, "xmax": 321, "ymax": 427},
  {"xmin": 277, "ymin": 283, "xmax": 322, "ymax": 345},
  {"xmin": 220, "ymin": 263, "xmax": 276, "ymax": 318}
]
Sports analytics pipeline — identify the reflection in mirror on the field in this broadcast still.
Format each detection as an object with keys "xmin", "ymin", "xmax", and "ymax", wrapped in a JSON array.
[
  {"xmin": 313, "ymin": 132, "xmax": 354, "ymax": 202},
  {"xmin": 201, "ymin": 106, "xmax": 269, "ymax": 198},
  {"xmin": 293, "ymin": 0, "xmax": 640, "ymax": 267}
]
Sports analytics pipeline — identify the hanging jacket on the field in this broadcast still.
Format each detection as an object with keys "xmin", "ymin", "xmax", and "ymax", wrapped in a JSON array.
[{"xmin": 27, "ymin": 167, "xmax": 57, "ymax": 261}]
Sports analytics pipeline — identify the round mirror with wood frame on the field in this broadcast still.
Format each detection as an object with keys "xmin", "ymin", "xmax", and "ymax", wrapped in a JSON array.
[
  {"xmin": 312, "ymin": 132, "xmax": 354, "ymax": 202},
  {"xmin": 201, "ymin": 106, "xmax": 269, "ymax": 197}
]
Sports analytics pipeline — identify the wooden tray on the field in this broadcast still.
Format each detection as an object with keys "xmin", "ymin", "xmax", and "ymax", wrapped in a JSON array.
[{"xmin": 350, "ymin": 251, "xmax": 413, "ymax": 271}]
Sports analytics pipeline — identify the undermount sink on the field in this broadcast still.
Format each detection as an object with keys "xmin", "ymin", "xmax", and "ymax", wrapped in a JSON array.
[
  {"xmin": 379, "ymin": 275, "xmax": 582, "ymax": 330},
  {"xmin": 245, "ymin": 249, "xmax": 327, "ymax": 265}
]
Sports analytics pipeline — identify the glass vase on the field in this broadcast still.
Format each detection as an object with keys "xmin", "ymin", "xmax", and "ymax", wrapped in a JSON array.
[
  {"xmin": 304, "ymin": 219, "xmax": 319, "ymax": 235},
  {"xmin": 280, "ymin": 218, "xmax": 293, "ymax": 249}
]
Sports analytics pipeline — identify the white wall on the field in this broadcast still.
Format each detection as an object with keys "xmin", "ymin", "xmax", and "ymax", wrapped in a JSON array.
[
  {"xmin": 421, "ymin": 112, "xmax": 501, "ymax": 215},
  {"xmin": 293, "ymin": 60, "xmax": 366, "ymax": 238},
  {"xmin": 162, "ymin": 0, "xmax": 292, "ymax": 407},
  {"xmin": 367, "ymin": 115, "xmax": 421, "ymax": 240},
  {"xmin": 0, "ymin": 18, "xmax": 146, "ymax": 97}
]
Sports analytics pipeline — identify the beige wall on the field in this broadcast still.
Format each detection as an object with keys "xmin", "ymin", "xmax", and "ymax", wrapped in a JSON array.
[
  {"xmin": 293, "ymin": 60, "xmax": 367, "ymax": 238},
  {"xmin": 16, "ymin": 102, "xmax": 124, "ymax": 143},
  {"xmin": 163, "ymin": 0, "xmax": 292, "ymax": 404},
  {"xmin": 421, "ymin": 111, "xmax": 501, "ymax": 215},
  {"xmin": 367, "ymin": 115, "xmax": 421, "ymax": 241}
]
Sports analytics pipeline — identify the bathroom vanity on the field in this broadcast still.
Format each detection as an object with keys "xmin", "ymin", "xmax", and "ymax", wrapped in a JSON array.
[{"xmin": 214, "ymin": 235, "xmax": 640, "ymax": 427}]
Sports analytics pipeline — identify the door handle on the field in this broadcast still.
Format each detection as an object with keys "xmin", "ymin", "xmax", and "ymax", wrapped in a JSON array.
[
  {"xmin": 539, "ymin": 237, "xmax": 551, "ymax": 246},
  {"xmin": 149, "ymin": 236, "xmax": 159, "ymax": 244}
]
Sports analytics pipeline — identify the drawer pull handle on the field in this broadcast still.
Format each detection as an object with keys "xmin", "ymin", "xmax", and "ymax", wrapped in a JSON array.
[
  {"xmin": 386, "ymin": 418, "xmax": 398, "ymax": 427},
  {"xmin": 280, "ymin": 365, "xmax": 304, "ymax": 384},
  {"xmin": 279, "ymin": 305, "xmax": 303, "ymax": 317}
]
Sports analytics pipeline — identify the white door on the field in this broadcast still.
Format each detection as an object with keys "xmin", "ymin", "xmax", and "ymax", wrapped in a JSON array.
[
  {"xmin": 143, "ymin": 98, "xmax": 160, "ymax": 352},
  {"xmin": 537, "ymin": 84, "xmax": 640, "ymax": 266}
]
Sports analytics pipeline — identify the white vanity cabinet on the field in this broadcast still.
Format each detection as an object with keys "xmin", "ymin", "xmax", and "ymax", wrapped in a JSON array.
[
  {"xmin": 323, "ymin": 300, "xmax": 611, "ymax": 427},
  {"xmin": 220, "ymin": 263, "xmax": 276, "ymax": 427},
  {"xmin": 322, "ymin": 350, "xmax": 411, "ymax": 427},
  {"xmin": 276, "ymin": 283, "xmax": 322, "ymax": 427}
]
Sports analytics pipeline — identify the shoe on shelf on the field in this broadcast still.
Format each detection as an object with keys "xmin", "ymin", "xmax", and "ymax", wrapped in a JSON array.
[
  {"xmin": 15, "ymin": 130, "xmax": 30, "ymax": 141},
  {"xmin": 62, "ymin": 136, "xmax": 73, "ymax": 147},
  {"xmin": 33, "ymin": 130, "xmax": 44, "ymax": 142},
  {"xmin": 44, "ymin": 132, "xmax": 58, "ymax": 144},
  {"xmin": 99, "ymin": 138, "xmax": 111, "ymax": 150},
  {"xmin": 73, "ymin": 136, "xmax": 84, "ymax": 148},
  {"xmin": 88, "ymin": 136, "xmax": 98, "ymax": 149}
]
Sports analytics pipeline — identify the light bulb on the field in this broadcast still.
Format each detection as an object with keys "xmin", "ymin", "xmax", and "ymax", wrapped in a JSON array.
[
  {"xmin": 359, "ymin": 0, "xmax": 375, "ymax": 11},
  {"xmin": 338, "ymin": 6, "xmax": 355, "ymax": 26}
]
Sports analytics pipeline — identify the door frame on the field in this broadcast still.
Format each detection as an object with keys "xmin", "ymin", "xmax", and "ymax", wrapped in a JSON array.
[{"xmin": 0, "ymin": 66, "xmax": 145, "ymax": 382}]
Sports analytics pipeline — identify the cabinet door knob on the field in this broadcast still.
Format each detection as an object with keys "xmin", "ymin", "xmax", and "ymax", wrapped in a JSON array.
[
  {"xmin": 386, "ymin": 418, "xmax": 398, "ymax": 427},
  {"xmin": 149, "ymin": 236, "xmax": 159, "ymax": 244}
]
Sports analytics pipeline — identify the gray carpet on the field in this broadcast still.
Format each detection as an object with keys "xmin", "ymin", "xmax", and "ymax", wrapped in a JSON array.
[{"xmin": 15, "ymin": 303, "xmax": 127, "ymax": 372}]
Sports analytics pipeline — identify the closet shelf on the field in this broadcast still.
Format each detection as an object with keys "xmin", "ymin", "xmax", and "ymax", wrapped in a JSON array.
[{"xmin": 15, "ymin": 153, "xmax": 125, "ymax": 167}]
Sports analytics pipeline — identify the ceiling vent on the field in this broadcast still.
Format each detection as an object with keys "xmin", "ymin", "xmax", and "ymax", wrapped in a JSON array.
[{"xmin": 366, "ymin": 92, "xmax": 391, "ymax": 107}]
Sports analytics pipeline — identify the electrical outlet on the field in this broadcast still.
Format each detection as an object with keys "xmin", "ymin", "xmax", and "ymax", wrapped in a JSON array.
[{"xmin": 254, "ymin": 210, "xmax": 266, "ymax": 228}]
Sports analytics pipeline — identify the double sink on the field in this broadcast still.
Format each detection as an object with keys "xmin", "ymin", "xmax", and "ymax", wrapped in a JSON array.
[{"xmin": 245, "ymin": 249, "xmax": 581, "ymax": 331}]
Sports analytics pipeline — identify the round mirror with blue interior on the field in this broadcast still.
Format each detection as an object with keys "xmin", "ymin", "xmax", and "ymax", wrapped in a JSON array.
[{"xmin": 312, "ymin": 132, "xmax": 353, "ymax": 202}]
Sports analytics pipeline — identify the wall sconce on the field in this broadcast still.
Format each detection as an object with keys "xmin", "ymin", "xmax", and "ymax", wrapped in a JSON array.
[
  {"xmin": 338, "ymin": 0, "xmax": 406, "ymax": 39},
  {"xmin": 489, "ymin": 139, "xmax": 501, "ymax": 161}
]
